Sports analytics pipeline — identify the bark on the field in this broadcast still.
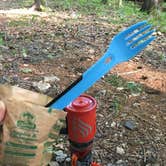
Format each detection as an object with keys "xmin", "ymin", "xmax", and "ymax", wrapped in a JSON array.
[
  {"xmin": 119, "ymin": 0, "xmax": 123, "ymax": 7},
  {"xmin": 141, "ymin": 0, "xmax": 162, "ymax": 12},
  {"xmin": 101, "ymin": 0, "xmax": 108, "ymax": 4},
  {"xmin": 30, "ymin": 0, "xmax": 46, "ymax": 11}
]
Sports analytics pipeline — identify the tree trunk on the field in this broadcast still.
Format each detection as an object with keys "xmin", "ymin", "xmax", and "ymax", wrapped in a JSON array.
[
  {"xmin": 30, "ymin": 0, "xmax": 46, "ymax": 11},
  {"xmin": 118, "ymin": 0, "xmax": 123, "ymax": 7},
  {"xmin": 101, "ymin": 0, "xmax": 108, "ymax": 4},
  {"xmin": 141, "ymin": 0, "xmax": 161, "ymax": 12}
]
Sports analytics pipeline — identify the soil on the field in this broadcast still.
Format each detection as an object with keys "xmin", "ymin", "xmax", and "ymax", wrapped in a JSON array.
[{"xmin": 0, "ymin": 3, "xmax": 166, "ymax": 166}]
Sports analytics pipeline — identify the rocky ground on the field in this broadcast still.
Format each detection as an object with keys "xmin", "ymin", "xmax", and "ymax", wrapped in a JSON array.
[{"xmin": 0, "ymin": 2, "xmax": 166, "ymax": 166}]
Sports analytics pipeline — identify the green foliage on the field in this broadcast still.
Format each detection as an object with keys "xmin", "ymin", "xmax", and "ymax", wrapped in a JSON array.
[
  {"xmin": 47, "ymin": 54, "xmax": 54, "ymax": 59},
  {"xmin": 22, "ymin": 48, "xmax": 28, "ymax": 58},
  {"xmin": 109, "ymin": 97, "xmax": 121, "ymax": 115},
  {"xmin": 8, "ymin": 15, "xmax": 41, "ymax": 28},
  {"xmin": 8, "ymin": 17, "xmax": 30, "ymax": 27},
  {"xmin": 114, "ymin": 1, "xmax": 146, "ymax": 21},
  {"xmin": 106, "ymin": 74, "xmax": 124, "ymax": 87},
  {"xmin": 159, "ymin": 52, "xmax": 166, "ymax": 61},
  {"xmin": 51, "ymin": 0, "xmax": 108, "ymax": 15},
  {"xmin": 10, "ymin": 0, "xmax": 165, "ymax": 31},
  {"xmin": 50, "ymin": 0, "xmax": 165, "ymax": 32},
  {"xmin": 20, "ymin": 68, "xmax": 32, "ymax": 74},
  {"xmin": 0, "ymin": 37, "xmax": 3, "ymax": 46},
  {"xmin": 106, "ymin": 74, "xmax": 143, "ymax": 115},
  {"xmin": 106, "ymin": 74, "xmax": 143, "ymax": 95},
  {"xmin": 111, "ymin": 1, "xmax": 166, "ymax": 32},
  {"xmin": 0, "ymin": 33, "xmax": 4, "ymax": 46},
  {"xmin": 147, "ymin": 4, "xmax": 166, "ymax": 32},
  {"xmin": 17, "ymin": 0, "xmax": 34, "ymax": 8},
  {"xmin": 126, "ymin": 82, "xmax": 142, "ymax": 94}
]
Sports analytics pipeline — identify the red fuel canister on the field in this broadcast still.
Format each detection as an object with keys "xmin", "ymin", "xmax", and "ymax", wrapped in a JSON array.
[
  {"xmin": 66, "ymin": 94, "xmax": 97, "ymax": 143},
  {"xmin": 65, "ymin": 94, "xmax": 97, "ymax": 165}
]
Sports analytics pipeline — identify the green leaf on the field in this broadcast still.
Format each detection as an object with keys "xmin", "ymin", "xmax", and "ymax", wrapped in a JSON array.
[{"xmin": 20, "ymin": 68, "xmax": 32, "ymax": 74}]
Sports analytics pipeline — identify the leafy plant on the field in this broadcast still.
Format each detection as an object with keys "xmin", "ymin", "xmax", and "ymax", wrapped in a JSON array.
[
  {"xmin": 8, "ymin": 19, "xmax": 29, "ymax": 27},
  {"xmin": 17, "ymin": 0, "xmax": 34, "ymax": 8},
  {"xmin": 106, "ymin": 74, "xmax": 143, "ymax": 94},
  {"xmin": 109, "ymin": 97, "xmax": 121, "ymax": 116},
  {"xmin": 0, "ymin": 37, "xmax": 3, "ymax": 46},
  {"xmin": 22, "ymin": 48, "xmax": 28, "ymax": 58},
  {"xmin": 112, "ymin": 98, "xmax": 120, "ymax": 112},
  {"xmin": 31, "ymin": 15, "xmax": 39, "ymax": 23},
  {"xmin": 159, "ymin": 53, "xmax": 166, "ymax": 61},
  {"xmin": 50, "ymin": 0, "xmax": 165, "ymax": 32},
  {"xmin": 126, "ymin": 82, "xmax": 142, "ymax": 94},
  {"xmin": 0, "ymin": 33, "xmax": 4, "ymax": 46},
  {"xmin": 148, "ymin": 5, "xmax": 166, "ymax": 32},
  {"xmin": 106, "ymin": 74, "xmax": 125, "ymax": 87}
]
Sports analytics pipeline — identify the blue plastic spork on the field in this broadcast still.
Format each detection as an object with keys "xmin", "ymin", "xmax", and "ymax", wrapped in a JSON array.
[{"xmin": 46, "ymin": 20, "xmax": 155, "ymax": 110}]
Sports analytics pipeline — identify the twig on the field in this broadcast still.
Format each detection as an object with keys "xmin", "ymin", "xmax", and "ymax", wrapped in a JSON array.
[
  {"xmin": 140, "ymin": 143, "xmax": 147, "ymax": 164},
  {"xmin": 0, "ymin": 45, "xmax": 8, "ymax": 50},
  {"xmin": 117, "ymin": 70, "xmax": 141, "ymax": 76},
  {"xmin": 132, "ymin": 112, "xmax": 159, "ymax": 128}
]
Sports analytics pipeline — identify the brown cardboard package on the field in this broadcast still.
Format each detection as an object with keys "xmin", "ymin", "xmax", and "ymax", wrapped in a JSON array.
[{"xmin": 0, "ymin": 85, "xmax": 66, "ymax": 166}]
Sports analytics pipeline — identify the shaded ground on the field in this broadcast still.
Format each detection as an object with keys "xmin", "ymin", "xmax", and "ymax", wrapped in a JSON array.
[{"xmin": 0, "ymin": 4, "xmax": 166, "ymax": 166}]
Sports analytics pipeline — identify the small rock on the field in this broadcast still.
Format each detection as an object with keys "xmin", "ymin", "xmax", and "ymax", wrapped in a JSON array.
[
  {"xmin": 71, "ymin": 11, "xmax": 77, "ymax": 18},
  {"xmin": 95, "ymin": 132, "xmax": 103, "ymax": 138},
  {"xmin": 116, "ymin": 146, "xmax": 125, "ymax": 155},
  {"xmin": 44, "ymin": 76, "xmax": 60, "ymax": 83},
  {"xmin": 123, "ymin": 120, "xmax": 136, "ymax": 130},
  {"xmin": 145, "ymin": 149, "xmax": 157, "ymax": 164},
  {"xmin": 111, "ymin": 121, "xmax": 116, "ymax": 128},
  {"xmin": 53, "ymin": 143, "xmax": 64, "ymax": 149},
  {"xmin": 56, "ymin": 153, "xmax": 67, "ymax": 163},
  {"xmin": 65, "ymin": 157, "xmax": 71, "ymax": 162},
  {"xmin": 116, "ymin": 160, "xmax": 127, "ymax": 166},
  {"xmin": 157, "ymin": 31, "xmax": 162, "ymax": 36},
  {"xmin": 89, "ymin": 48, "xmax": 95, "ymax": 54},
  {"xmin": 97, "ymin": 90, "xmax": 107, "ymax": 96},
  {"xmin": 151, "ymin": 115, "xmax": 156, "ymax": 120},
  {"xmin": 48, "ymin": 161, "xmax": 59, "ymax": 166},
  {"xmin": 54, "ymin": 150, "xmax": 68, "ymax": 163},
  {"xmin": 98, "ymin": 113, "xmax": 104, "ymax": 118},
  {"xmin": 23, "ymin": 64, "xmax": 29, "ymax": 67},
  {"xmin": 117, "ymin": 87, "xmax": 124, "ymax": 91},
  {"xmin": 65, "ymin": 157, "xmax": 71, "ymax": 166},
  {"xmin": 133, "ymin": 103, "xmax": 140, "ymax": 107},
  {"xmin": 130, "ymin": 93, "xmax": 140, "ymax": 97},
  {"xmin": 107, "ymin": 164, "xmax": 114, "ymax": 166},
  {"xmin": 32, "ymin": 81, "xmax": 51, "ymax": 93},
  {"xmin": 54, "ymin": 150, "xmax": 64, "ymax": 156}
]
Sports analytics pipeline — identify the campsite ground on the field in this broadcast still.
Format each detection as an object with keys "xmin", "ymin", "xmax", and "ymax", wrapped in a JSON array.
[{"xmin": 0, "ymin": 1, "xmax": 166, "ymax": 165}]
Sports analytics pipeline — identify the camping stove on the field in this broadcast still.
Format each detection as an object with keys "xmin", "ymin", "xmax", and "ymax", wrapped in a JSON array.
[{"xmin": 65, "ymin": 94, "xmax": 98, "ymax": 166}]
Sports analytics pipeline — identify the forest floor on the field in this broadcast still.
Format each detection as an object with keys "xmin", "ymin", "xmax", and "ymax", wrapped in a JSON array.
[{"xmin": 0, "ymin": 2, "xmax": 166, "ymax": 166}]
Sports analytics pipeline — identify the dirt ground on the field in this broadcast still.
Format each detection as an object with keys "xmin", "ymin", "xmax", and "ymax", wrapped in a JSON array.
[{"xmin": 0, "ymin": 3, "xmax": 166, "ymax": 166}]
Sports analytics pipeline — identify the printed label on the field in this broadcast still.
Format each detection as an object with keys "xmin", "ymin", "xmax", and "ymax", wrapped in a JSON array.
[{"xmin": 3, "ymin": 112, "xmax": 38, "ymax": 165}]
